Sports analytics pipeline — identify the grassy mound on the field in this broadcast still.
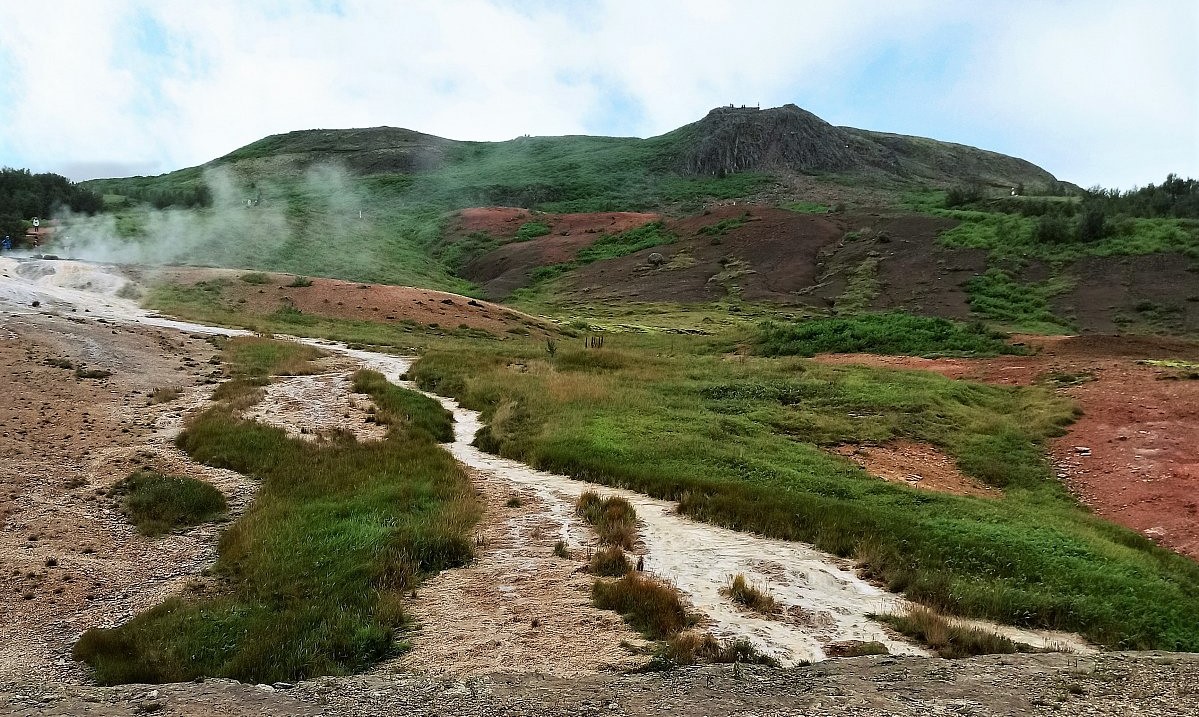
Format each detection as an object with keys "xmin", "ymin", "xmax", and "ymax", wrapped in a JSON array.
[
  {"xmin": 879, "ymin": 606, "xmax": 1029, "ymax": 658},
  {"xmin": 73, "ymin": 375, "xmax": 478, "ymax": 685},
  {"xmin": 576, "ymin": 491, "xmax": 637, "ymax": 549},
  {"xmin": 112, "ymin": 471, "xmax": 226, "ymax": 536},
  {"xmin": 592, "ymin": 573, "xmax": 693, "ymax": 640}
]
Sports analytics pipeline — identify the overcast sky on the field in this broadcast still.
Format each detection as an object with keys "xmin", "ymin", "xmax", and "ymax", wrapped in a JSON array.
[{"xmin": 0, "ymin": 0, "xmax": 1195, "ymax": 188}]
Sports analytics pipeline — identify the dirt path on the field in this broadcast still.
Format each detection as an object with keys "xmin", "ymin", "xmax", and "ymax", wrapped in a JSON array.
[{"xmin": 814, "ymin": 335, "xmax": 1199, "ymax": 560}]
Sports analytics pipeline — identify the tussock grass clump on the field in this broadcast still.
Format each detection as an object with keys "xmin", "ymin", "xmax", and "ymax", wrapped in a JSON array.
[
  {"xmin": 589, "ymin": 546, "xmax": 632, "ymax": 577},
  {"xmin": 824, "ymin": 640, "xmax": 890, "ymax": 657},
  {"xmin": 352, "ymin": 369, "xmax": 453, "ymax": 442},
  {"xmin": 723, "ymin": 573, "xmax": 779, "ymax": 616},
  {"xmin": 758, "ymin": 313, "xmax": 1020, "ymax": 357},
  {"xmin": 576, "ymin": 491, "xmax": 637, "ymax": 549},
  {"xmin": 73, "ymin": 369, "xmax": 478, "ymax": 685},
  {"xmin": 148, "ymin": 386, "xmax": 183, "ymax": 404},
  {"xmin": 239, "ymin": 272, "xmax": 271, "ymax": 284},
  {"xmin": 286, "ymin": 275, "xmax": 313, "ymax": 288},
  {"xmin": 647, "ymin": 631, "xmax": 779, "ymax": 670},
  {"xmin": 552, "ymin": 540, "xmax": 570, "ymax": 558},
  {"xmin": 75, "ymin": 366, "xmax": 113, "ymax": 379},
  {"xmin": 592, "ymin": 573, "xmax": 691, "ymax": 640},
  {"xmin": 110, "ymin": 471, "xmax": 226, "ymax": 536},
  {"xmin": 221, "ymin": 336, "xmax": 325, "ymax": 378},
  {"xmin": 879, "ymin": 606, "xmax": 1029, "ymax": 659}
]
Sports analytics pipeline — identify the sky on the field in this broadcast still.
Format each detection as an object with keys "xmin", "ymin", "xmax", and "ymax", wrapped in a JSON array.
[{"xmin": 0, "ymin": 0, "xmax": 1195, "ymax": 189}]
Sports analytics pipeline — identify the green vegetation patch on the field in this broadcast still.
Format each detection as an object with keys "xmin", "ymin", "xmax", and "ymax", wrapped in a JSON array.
[
  {"xmin": 593, "ymin": 573, "xmax": 693, "ymax": 639},
  {"xmin": 758, "ymin": 313, "xmax": 1019, "ymax": 357},
  {"xmin": 514, "ymin": 221, "xmax": 551, "ymax": 241},
  {"xmin": 111, "ymin": 471, "xmax": 226, "ymax": 536},
  {"xmin": 73, "ymin": 371, "xmax": 478, "ymax": 685},
  {"xmin": 575, "ymin": 221, "xmax": 675, "ymax": 263},
  {"xmin": 352, "ymin": 369, "xmax": 454, "ymax": 442},
  {"xmin": 219, "ymin": 336, "xmax": 326, "ymax": 377},
  {"xmin": 410, "ymin": 336, "xmax": 1199, "ymax": 651},
  {"xmin": 939, "ymin": 210, "xmax": 1199, "ymax": 262},
  {"xmin": 966, "ymin": 269, "xmax": 1075, "ymax": 334}
]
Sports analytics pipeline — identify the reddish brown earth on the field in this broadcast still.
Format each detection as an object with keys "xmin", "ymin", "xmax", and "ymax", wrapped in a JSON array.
[
  {"xmin": 833, "ymin": 441, "xmax": 997, "ymax": 498},
  {"xmin": 451, "ymin": 207, "xmax": 658, "ymax": 238},
  {"xmin": 450, "ymin": 208, "xmax": 659, "ymax": 298},
  {"xmin": 815, "ymin": 335, "xmax": 1199, "ymax": 560},
  {"xmin": 454, "ymin": 203, "xmax": 1199, "ymax": 336},
  {"xmin": 148, "ymin": 267, "xmax": 554, "ymax": 336}
]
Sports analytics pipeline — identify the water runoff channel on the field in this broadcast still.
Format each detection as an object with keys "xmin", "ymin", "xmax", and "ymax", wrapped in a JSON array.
[{"xmin": 0, "ymin": 257, "xmax": 1093, "ymax": 665}]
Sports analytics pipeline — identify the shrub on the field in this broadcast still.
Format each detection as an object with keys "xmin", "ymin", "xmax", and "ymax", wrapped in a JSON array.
[
  {"xmin": 576, "ymin": 491, "xmax": 637, "ymax": 549},
  {"xmin": 1035, "ymin": 214, "xmax": 1071, "ymax": 244},
  {"xmin": 592, "ymin": 573, "xmax": 691, "ymax": 639},
  {"xmin": 589, "ymin": 546, "xmax": 632, "ymax": 577},
  {"xmin": 646, "ymin": 631, "xmax": 779, "ymax": 670},
  {"xmin": 723, "ymin": 573, "xmax": 779, "ymax": 616},
  {"xmin": 878, "ymin": 606, "xmax": 1030, "ymax": 658},
  {"xmin": 110, "ymin": 471, "xmax": 226, "ymax": 536},
  {"xmin": 758, "ymin": 313, "xmax": 1018, "ymax": 357},
  {"xmin": 240, "ymin": 272, "xmax": 271, "ymax": 284},
  {"xmin": 286, "ymin": 275, "xmax": 313, "ymax": 288}
]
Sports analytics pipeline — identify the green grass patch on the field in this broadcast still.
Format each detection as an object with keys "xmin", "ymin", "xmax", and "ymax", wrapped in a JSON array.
[
  {"xmin": 589, "ymin": 546, "xmax": 632, "ymax": 577},
  {"xmin": 351, "ymin": 369, "xmax": 454, "ymax": 442},
  {"xmin": 834, "ymin": 257, "xmax": 881, "ymax": 314},
  {"xmin": 409, "ymin": 335, "xmax": 1199, "ymax": 652},
  {"xmin": 758, "ymin": 313, "xmax": 1019, "ymax": 357},
  {"xmin": 219, "ymin": 336, "xmax": 326, "ymax": 377},
  {"xmin": 111, "ymin": 471, "xmax": 226, "ymax": 536},
  {"xmin": 698, "ymin": 217, "xmax": 746, "ymax": 237},
  {"xmin": 939, "ymin": 210, "xmax": 1199, "ymax": 262},
  {"xmin": 966, "ymin": 269, "xmax": 1075, "ymax": 334},
  {"xmin": 648, "ymin": 631, "xmax": 779, "ymax": 670},
  {"xmin": 575, "ymin": 491, "xmax": 637, "ymax": 549},
  {"xmin": 575, "ymin": 221, "xmax": 675, "ymax": 263},
  {"xmin": 514, "ymin": 221, "xmax": 551, "ymax": 241},
  {"xmin": 73, "ymin": 372, "xmax": 478, "ymax": 685}
]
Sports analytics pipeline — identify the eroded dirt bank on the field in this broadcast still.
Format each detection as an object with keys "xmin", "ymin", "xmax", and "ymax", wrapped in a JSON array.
[{"xmin": 815, "ymin": 334, "xmax": 1199, "ymax": 560}]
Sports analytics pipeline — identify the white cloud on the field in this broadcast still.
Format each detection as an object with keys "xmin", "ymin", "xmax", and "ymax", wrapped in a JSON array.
[{"xmin": 0, "ymin": 0, "xmax": 1193, "ymax": 187}]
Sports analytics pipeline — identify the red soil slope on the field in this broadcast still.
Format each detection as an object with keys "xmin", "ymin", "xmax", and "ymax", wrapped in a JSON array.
[{"xmin": 816, "ymin": 335, "xmax": 1199, "ymax": 561}]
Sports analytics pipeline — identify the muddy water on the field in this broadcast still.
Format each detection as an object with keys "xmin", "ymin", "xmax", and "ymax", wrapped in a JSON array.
[{"xmin": 0, "ymin": 258, "xmax": 1093, "ymax": 664}]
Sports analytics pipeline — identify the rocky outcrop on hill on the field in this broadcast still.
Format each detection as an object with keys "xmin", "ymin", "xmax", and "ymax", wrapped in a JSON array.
[{"xmin": 668, "ymin": 104, "xmax": 1063, "ymax": 191}]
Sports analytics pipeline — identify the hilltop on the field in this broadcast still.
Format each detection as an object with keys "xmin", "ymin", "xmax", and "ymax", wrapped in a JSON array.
[
  {"xmin": 88, "ymin": 104, "xmax": 1066, "ymax": 203},
  {"xmin": 66, "ymin": 105, "xmax": 1197, "ymax": 337}
]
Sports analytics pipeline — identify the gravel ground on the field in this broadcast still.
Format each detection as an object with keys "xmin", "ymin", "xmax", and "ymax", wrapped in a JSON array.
[{"xmin": 2, "ymin": 652, "xmax": 1197, "ymax": 716}]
